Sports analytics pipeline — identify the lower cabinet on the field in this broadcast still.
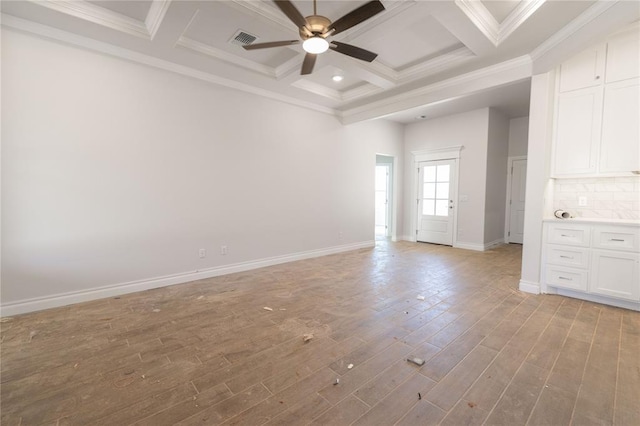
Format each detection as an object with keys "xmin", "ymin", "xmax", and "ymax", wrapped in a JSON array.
[
  {"xmin": 590, "ymin": 250, "xmax": 640, "ymax": 300},
  {"xmin": 544, "ymin": 222, "xmax": 640, "ymax": 305}
]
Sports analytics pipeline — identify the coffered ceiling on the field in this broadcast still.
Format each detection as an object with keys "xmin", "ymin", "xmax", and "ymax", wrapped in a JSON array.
[{"xmin": 2, "ymin": 1, "xmax": 638, "ymax": 123}]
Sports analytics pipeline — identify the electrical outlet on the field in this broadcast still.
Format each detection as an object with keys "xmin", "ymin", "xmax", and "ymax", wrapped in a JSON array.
[
  {"xmin": 199, "ymin": 249, "xmax": 206, "ymax": 258},
  {"xmin": 578, "ymin": 196, "xmax": 588, "ymax": 207},
  {"xmin": 220, "ymin": 245, "xmax": 228, "ymax": 255}
]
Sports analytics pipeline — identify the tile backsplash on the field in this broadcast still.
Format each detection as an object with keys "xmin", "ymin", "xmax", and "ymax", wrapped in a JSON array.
[{"xmin": 553, "ymin": 176, "xmax": 640, "ymax": 220}]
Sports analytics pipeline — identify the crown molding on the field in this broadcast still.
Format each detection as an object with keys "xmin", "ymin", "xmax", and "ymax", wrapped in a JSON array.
[
  {"xmin": 397, "ymin": 46, "xmax": 475, "ymax": 82},
  {"xmin": 1, "ymin": 14, "xmax": 337, "ymax": 117},
  {"xmin": 530, "ymin": 0, "xmax": 619, "ymax": 61},
  {"xmin": 176, "ymin": 36, "xmax": 277, "ymax": 78},
  {"xmin": 341, "ymin": 55, "xmax": 532, "ymax": 124},
  {"xmin": 28, "ymin": 0, "xmax": 152, "ymax": 39},
  {"xmin": 145, "ymin": 0, "xmax": 172, "ymax": 40},
  {"xmin": 291, "ymin": 80, "xmax": 342, "ymax": 101},
  {"xmin": 455, "ymin": 0, "xmax": 547, "ymax": 46},
  {"xmin": 499, "ymin": 0, "xmax": 546, "ymax": 42},
  {"xmin": 229, "ymin": 0, "xmax": 299, "ymax": 35},
  {"xmin": 342, "ymin": 83, "xmax": 384, "ymax": 103}
]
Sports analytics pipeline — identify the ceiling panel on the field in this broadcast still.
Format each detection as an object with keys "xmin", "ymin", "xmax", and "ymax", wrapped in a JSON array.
[
  {"xmin": 182, "ymin": 2, "xmax": 300, "ymax": 68},
  {"xmin": 88, "ymin": 0, "xmax": 152, "ymax": 21},
  {"xmin": 368, "ymin": 15, "xmax": 464, "ymax": 70},
  {"xmin": 481, "ymin": 0, "xmax": 521, "ymax": 24}
]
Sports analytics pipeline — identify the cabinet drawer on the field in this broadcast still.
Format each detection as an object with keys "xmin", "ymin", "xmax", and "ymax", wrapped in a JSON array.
[
  {"xmin": 592, "ymin": 227, "xmax": 640, "ymax": 252},
  {"xmin": 546, "ymin": 265, "xmax": 589, "ymax": 291},
  {"xmin": 548, "ymin": 224, "xmax": 591, "ymax": 247},
  {"xmin": 547, "ymin": 245, "xmax": 590, "ymax": 269}
]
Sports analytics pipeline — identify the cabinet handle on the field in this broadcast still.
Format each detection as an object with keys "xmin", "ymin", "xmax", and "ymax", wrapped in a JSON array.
[
  {"xmin": 595, "ymin": 75, "xmax": 600, "ymax": 80},
  {"xmin": 609, "ymin": 238, "xmax": 625, "ymax": 242},
  {"xmin": 561, "ymin": 234, "xmax": 573, "ymax": 237},
  {"xmin": 558, "ymin": 276, "xmax": 573, "ymax": 281},
  {"xmin": 560, "ymin": 255, "xmax": 574, "ymax": 259}
]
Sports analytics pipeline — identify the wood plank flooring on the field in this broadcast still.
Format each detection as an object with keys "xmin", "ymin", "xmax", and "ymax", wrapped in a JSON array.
[{"xmin": 1, "ymin": 240, "xmax": 639, "ymax": 425}]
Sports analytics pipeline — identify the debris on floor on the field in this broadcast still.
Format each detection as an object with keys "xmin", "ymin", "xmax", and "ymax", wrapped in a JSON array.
[
  {"xmin": 407, "ymin": 357, "xmax": 425, "ymax": 366},
  {"xmin": 418, "ymin": 393, "xmax": 422, "ymax": 400},
  {"xmin": 417, "ymin": 295, "xmax": 425, "ymax": 301},
  {"xmin": 28, "ymin": 331, "xmax": 38, "ymax": 342},
  {"xmin": 468, "ymin": 402, "xmax": 477, "ymax": 408},
  {"xmin": 263, "ymin": 307, "xmax": 273, "ymax": 311},
  {"xmin": 152, "ymin": 309, "xmax": 161, "ymax": 313},
  {"xmin": 404, "ymin": 311, "xmax": 409, "ymax": 314},
  {"xmin": 197, "ymin": 296, "xmax": 204, "ymax": 300},
  {"xmin": 0, "ymin": 317, "xmax": 13, "ymax": 323},
  {"xmin": 333, "ymin": 378, "xmax": 339, "ymax": 385},
  {"xmin": 303, "ymin": 333, "xmax": 314, "ymax": 343},
  {"xmin": 347, "ymin": 364, "xmax": 354, "ymax": 369},
  {"xmin": 279, "ymin": 308, "xmax": 286, "ymax": 311}
]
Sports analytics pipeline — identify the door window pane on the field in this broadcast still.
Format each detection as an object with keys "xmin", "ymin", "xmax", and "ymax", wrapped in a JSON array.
[
  {"xmin": 436, "ymin": 164, "xmax": 450, "ymax": 182},
  {"xmin": 423, "ymin": 166, "xmax": 436, "ymax": 182},
  {"xmin": 375, "ymin": 167, "xmax": 387, "ymax": 190},
  {"xmin": 436, "ymin": 182, "xmax": 449, "ymax": 199},
  {"xmin": 435, "ymin": 200, "xmax": 449, "ymax": 216},
  {"xmin": 422, "ymin": 199, "xmax": 435, "ymax": 215},
  {"xmin": 423, "ymin": 183, "xmax": 436, "ymax": 199}
]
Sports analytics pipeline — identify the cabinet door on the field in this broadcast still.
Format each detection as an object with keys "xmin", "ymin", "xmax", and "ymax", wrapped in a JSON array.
[
  {"xmin": 605, "ymin": 32, "xmax": 640, "ymax": 83},
  {"xmin": 600, "ymin": 78, "xmax": 640, "ymax": 173},
  {"xmin": 559, "ymin": 44, "xmax": 606, "ymax": 92},
  {"xmin": 553, "ymin": 87, "xmax": 602, "ymax": 176},
  {"xmin": 590, "ymin": 250, "xmax": 640, "ymax": 301}
]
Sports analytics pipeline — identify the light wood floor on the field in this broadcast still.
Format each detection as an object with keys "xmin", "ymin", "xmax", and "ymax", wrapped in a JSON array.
[{"xmin": 1, "ymin": 240, "xmax": 639, "ymax": 425}]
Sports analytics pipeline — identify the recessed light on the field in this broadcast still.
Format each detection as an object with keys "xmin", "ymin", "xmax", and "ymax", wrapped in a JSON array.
[{"xmin": 332, "ymin": 75, "xmax": 344, "ymax": 82}]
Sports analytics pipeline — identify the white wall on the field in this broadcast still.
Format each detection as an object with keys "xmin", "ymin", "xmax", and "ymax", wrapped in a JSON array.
[
  {"xmin": 485, "ymin": 108, "xmax": 510, "ymax": 244},
  {"xmin": 403, "ymin": 108, "xmax": 490, "ymax": 245},
  {"xmin": 1, "ymin": 29, "xmax": 404, "ymax": 312},
  {"xmin": 508, "ymin": 116, "xmax": 529, "ymax": 157}
]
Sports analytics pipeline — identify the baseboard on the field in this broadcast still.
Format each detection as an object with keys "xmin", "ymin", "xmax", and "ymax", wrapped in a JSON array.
[
  {"xmin": 400, "ymin": 235, "xmax": 416, "ymax": 242},
  {"xmin": 519, "ymin": 279, "xmax": 541, "ymax": 294},
  {"xmin": 453, "ymin": 239, "xmax": 504, "ymax": 252},
  {"xmin": 554, "ymin": 288, "xmax": 640, "ymax": 311},
  {"xmin": 0, "ymin": 241, "xmax": 375, "ymax": 316}
]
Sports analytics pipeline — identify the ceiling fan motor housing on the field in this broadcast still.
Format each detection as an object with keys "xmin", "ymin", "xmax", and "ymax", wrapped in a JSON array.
[{"xmin": 300, "ymin": 15, "xmax": 331, "ymax": 39}]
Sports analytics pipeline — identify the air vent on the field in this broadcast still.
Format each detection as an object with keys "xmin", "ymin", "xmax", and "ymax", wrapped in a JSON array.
[{"xmin": 229, "ymin": 30, "xmax": 258, "ymax": 47}]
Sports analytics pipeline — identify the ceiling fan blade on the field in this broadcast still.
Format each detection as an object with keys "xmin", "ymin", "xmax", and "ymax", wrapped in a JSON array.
[
  {"xmin": 243, "ymin": 40, "xmax": 300, "ymax": 50},
  {"xmin": 330, "ymin": 41, "xmax": 378, "ymax": 62},
  {"xmin": 273, "ymin": 0, "xmax": 308, "ymax": 29},
  {"xmin": 301, "ymin": 53, "xmax": 317, "ymax": 75},
  {"xmin": 329, "ymin": 0, "xmax": 385, "ymax": 36}
]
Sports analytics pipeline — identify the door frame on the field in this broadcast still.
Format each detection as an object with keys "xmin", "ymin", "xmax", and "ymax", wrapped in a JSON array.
[
  {"xmin": 375, "ymin": 163, "xmax": 391, "ymax": 237},
  {"xmin": 375, "ymin": 154, "xmax": 397, "ymax": 241},
  {"xmin": 410, "ymin": 146, "xmax": 463, "ymax": 244},
  {"xmin": 504, "ymin": 155, "xmax": 527, "ymax": 243}
]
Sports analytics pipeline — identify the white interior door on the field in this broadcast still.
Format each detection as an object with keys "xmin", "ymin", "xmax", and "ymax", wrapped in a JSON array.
[
  {"xmin": 508, "ymin": 159, "xmax": 527, "ymax": 244},
  {"xmin": 375, "ymin": 165, "xmax": 390, "ymax": 236},
  {"xmin": 417, "ymin": 159, "xmax": 456, "ymax": 245}
]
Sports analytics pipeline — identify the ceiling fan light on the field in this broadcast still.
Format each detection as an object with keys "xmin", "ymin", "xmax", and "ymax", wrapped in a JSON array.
[{"xmin": 303, "ymin": 36, "xmax": 329, "ymax": 54}]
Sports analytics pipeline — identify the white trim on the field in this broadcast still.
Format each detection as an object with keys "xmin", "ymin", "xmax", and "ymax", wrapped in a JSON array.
[
  {"xmin": 454, "ymin": 0, "xmax": 546, "ymax": 46},
  {"xmin": 176, "ymin": 36, "xmax": 277, "ymax": 78},
  {"xmin": 530, "ymin": 1, "xmax": 618, "ymax": 61},
  {"xmin": 341, "ymin": 56, "xmax": 532, "ymax": 124},
  {"xmin": 519, "ymin": 279, "xmax": 541, "ymax": 294},
  {"xmin": 553, "ymin": 288, "xmax": 640, "ymax": 312},
  {"xmin": 1, "ymin": 15, "xmax": 337, "ymax": 117},
  {"xmin": 453, "ymin": 239, "xmax": 504, "ymax": 252},
  {"xmin": 412, "ymin": 146, "xmax": 464, "ymax": 163},
  {"xmin": 0, "ymin": 241, "xmax": 375, "ymax": 317},
  {"xmin": 145, "ymin": 0, "xmax": 172, "ymax": 40},
  {"xmin": 504, "ymin": 155, "xmax": 528, "ymax": 243},
  {"xmin": 30, "ymin": 0, "xmax": 152, "ymax": 39}
]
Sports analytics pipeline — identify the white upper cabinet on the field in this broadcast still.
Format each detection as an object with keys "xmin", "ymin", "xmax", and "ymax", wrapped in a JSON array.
[
  {"xmin": 553, "ymin": 27, "xmax": 640, "ymax": 177},
  {"xmin": 600, "ymin": 78, "xmax": 640, "ymax": 173},
  {"xmin": 605, "ymin": 33, "xmax": 640, "ymax": 83},
  {"xmin": 559, "ymin": 44, "xmax": 606, "ymax": 92},
  {"xmin": 554, "ymin": 87, "xmax": 601, "ymax": 175}
]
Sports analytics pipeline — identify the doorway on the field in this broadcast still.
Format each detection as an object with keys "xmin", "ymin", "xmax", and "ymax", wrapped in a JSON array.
[
  {"xmin": 375, "ymin": 155, "xmax": 393, "ymax": 238},
  {"xmin": 417, "ymin": 159, "xmax": 457, "ymax": 245},
  {"xmin": 505, "ymin": 157, "xmax": 527, "ymax": 244}
]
